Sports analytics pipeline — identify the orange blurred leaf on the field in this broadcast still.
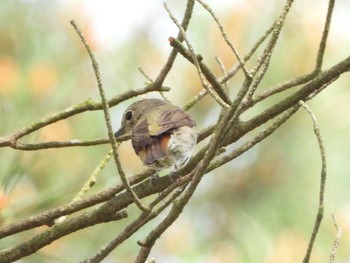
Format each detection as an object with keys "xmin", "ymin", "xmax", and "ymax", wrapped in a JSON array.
[
  {"xmin": 28, "ymin": 60, "xmax": 58, "ymax": 97},
  {"xmin": 0, "ymin": 56, "xmax": 20, "ymax": 97}
]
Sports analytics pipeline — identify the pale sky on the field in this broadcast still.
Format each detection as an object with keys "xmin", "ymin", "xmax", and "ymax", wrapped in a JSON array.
[
  {"xmin": 61, "ymin": 0, "xmax": 241, "ymax": 49},
  {"xmin": 59, "ymin": 0, "xmax": 349, "ymax": 56}
]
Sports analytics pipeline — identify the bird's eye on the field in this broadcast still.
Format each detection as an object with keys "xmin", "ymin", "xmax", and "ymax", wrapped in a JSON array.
[{"xmin": 125, "ymin": 111, "xmax": 133, "ymax": 121}]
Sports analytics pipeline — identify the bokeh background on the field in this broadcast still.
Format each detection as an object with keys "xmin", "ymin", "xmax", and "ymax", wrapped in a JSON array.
[{"xmin": 0, "ymin": 0, "xmax": 349, "ymax": 262}]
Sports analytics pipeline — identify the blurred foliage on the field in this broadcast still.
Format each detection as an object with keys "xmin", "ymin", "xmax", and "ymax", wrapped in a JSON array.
[{"xmin": 0, "ymin": 0, "xmax": 349, "ymax": 262}]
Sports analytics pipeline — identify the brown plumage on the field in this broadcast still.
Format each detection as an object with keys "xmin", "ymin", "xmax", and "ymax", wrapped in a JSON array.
[{"xmin": 115, "ymin": 99, "xmax": 197, "ymax": 170}]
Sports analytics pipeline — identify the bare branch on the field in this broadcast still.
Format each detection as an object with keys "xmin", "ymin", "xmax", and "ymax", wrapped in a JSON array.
[
  {"xmin": 0, "ymin": 174, "xmax": 176, "ymax": 262},
  {"xmin": 316, "ymin": 0, "xmax": 335, "ymax": 71},
  {"xmin": 0, "ymin": 86, "xmax": 169, "ymax": 146},
  {"xmin": 138, "ymin": 67, "xmax": 154, "ymax": 83},
  {"xmin": 220, "ymin": 20, "xmax": 276, "ymax": 83},
  {"xmin": 70, "ymin": 20, "xmax": 149, "ymax": 212},
  {"xmin": 84, "ymin": 178, "xmax": 189, "ymax": 263},
  {"xmin": 72, "ymin": 150, "xmax": 113, "ymax": 203},
  {"xmin": 153, "ymin": 0, "xmax": 195, "ymax": 87},
  {"xmin": 245, "ymin": 0, "xmax": 335, "ymax": 110},
  {"xmin": 114, "ymin": 144, "xmax": 150, "ymax": 211},
  {"xmin": 0, "ymin": 211, "xmax": 128, "ymax": 263},
  {"xmin": 135, "ymin": 181, "xmax": 190, "ymax": 263},
  {"xmin": 183, "ymin": 17, "xmax": 277, "ymax": 110},
  {"xmin": 196, "ymin": 0, "xmax": 252, "ymax": 79},
  {"xmin": 169, "ymin": 37, "xmax": 231, "ymax": 107},
  {"xmin": 247, "ymin": 0, "xmax": 294, "ymax": 99},
  {"xmin": 138, "ymin": 67, "xmax": 171, "ymax": 102},
  {"xmin": 241, "ymin": 55, "xmax": 350, "ymax": 139},
  {"xmin": 299, "ymin": 101, "xmax": 327, "ymax": 263},
  {"xmin": 165, "ymin": 4, "xmax": 231, "ymax": 108},
  {"xmin": 214, "ymin": 56, "xmax": 229, "ymax": 91},
  {"xmin": 0, "ymin": 138, "xmax": 109, "ymax": 150},
  {"xmin": 248, "ymin": 72, "xmax": 317, "ymax": 109},
  {"xmin": 207, "ymin": 105, "xmax": 300, "ymax": 172},
  {"xmin": 0, "ymin": 123, "xmax": 213, "ymax": 239},
  {"xmin": 0, "ymin": 168, "xmax": 154, "ymax": 239},
  {"xmin": 183, "ymin": 88, "xmax": 208, "ymax": 111},
  {"xmin": 329, "ymin": 214, "xmax": 342, "ymax": 263},
  {"xmin": 81, "ymin": 211, "xmax": 151, "ymax": 263},
  {"xmin": 183, "ymin": 18, "xmax": 277, "ymax": 111}
]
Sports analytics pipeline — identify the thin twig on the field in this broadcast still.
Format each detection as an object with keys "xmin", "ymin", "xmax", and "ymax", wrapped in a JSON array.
[
  {"xmin": 113, "ymin": 143, "xmax": 150, "ymax": 211},
  {"xmin": 220, "ymin": 20, "xmax": 277, "ymax": 83},
  {"xmin": 0, "ymin": 168, "xmax": 154, "ymax": 239},
  {"xmin": 196, "ymin": 0, "xmax": 252, "ymax": 79},
  {"xmin": 165, "ymin": 4, "xmax": 231, "ymax": 109},
  {"xmin": 84, "ymin": 178, "xmax": 190, "ymax": 263},
  {"xmin": 246, "ymin": 0, "xmax": 335, "ymax": 109},
  {"xmin": 215, "ymin": 56, "xmax": 227, "ymax": 76},
  {"xmin": 0, "ymin": 173, "xmax": 178, "ymax": 262},
  {"xmin": 247, "ymin": 51, "xmax": 272, "ymax": 99},
  {"xmin": 153, "ymin": 0, "xmax": 195, "ymax": 87},
  {"xmin": 168, "ymin": 37, "xmax": 231, "ymax": 107},
  {"xmin": 248, "ymin": 72, "xmax": 317, "ymax": 109},
  {"xmin": 240, "ymin": 55, "xmax": 350, "ymax": 142},
  {"xmin": 72, "ymin": 150, "xmax": 113, "ymax": 203},
  {"xmin": 247, "ymin": 0, "xmax": 294, "ymax": 100},
  {"xmin": 80, "ymin": 211, "xmax": 151, "ymax": 263},
  {"xmin": 214, "ymin": 0, "xmax": 296, "ymax": 140},
  {"xmin": 138, "ymin": 67, "xmax": 154, "ymax": 83},
  {"xmin": 135, "ymin": 180, "xmax": 190, "ymax": 263},
  {"xmin": 55, "ymin": 150, "xmax": 114, "ymax": 223},
  {"xmin": 329, "ymin": 214, "xmax": 341, "ymax": 263},
  {"xmin": 251, "ymin": 0, "xmax": 294, "ymax": 76},
  {"xmin": 0, "ymin": 86, "xmax": 169, "ymax": 145},
  {"xmin": 215, "ymin": 56, "xmax": 229, "ymax": 92},
  {"xmin": 138, "ymin": 66, "xmax": 171, "ymax": 103},
  {"xmin": 316, "ymin": 0, "xmax": 335, "ymax": 71},
  {"xmin": 70, "ymin": 20, "xmax": 149, "ymax": 212},
  {"xmin": 299, "ymin": 100, "xmax": 327, "ymax": 263},
  {"xmin": 0, "ymin": 211, "xmax": 128, "ymax": 263},
  {"xmin": 207, "ymin": 106, "xmax": 299, "ymax": 172},
  {"xmin": 182, "ymin": 88, "xmax": 208, "ymax": 111},
  {"xmin": 183, "ymin": 19, "xmax": 276, "ymax": 111},
  {"xmin": 1, "ymin": 138, "xmax": 110, "ymax": 150}
]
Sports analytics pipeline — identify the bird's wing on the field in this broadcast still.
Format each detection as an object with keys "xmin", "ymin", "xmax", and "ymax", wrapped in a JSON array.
[
  {"xmin": 131, "ymin": 105, "xmax": 196, "ymax": 165},
  {"xmin": 131, "ymin": 119, "xmax": 169, "ymax": 165},
  {"xmin": 151, "ymin": 105, "xmax": 196, "ymax": 135}
]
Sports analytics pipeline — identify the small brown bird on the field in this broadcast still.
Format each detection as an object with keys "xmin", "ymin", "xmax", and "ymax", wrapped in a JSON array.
[{"xmin": 114, "ymin": 98, "xmax": 197, "ymax": 171}]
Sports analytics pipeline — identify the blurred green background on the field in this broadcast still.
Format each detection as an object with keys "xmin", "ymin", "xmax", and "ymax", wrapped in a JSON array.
[{"xmin": 0, "ymin": 0, "xmax": 349, "ymax": 262}]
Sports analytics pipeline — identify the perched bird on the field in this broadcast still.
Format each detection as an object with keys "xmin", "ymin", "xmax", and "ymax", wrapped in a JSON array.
[{"xmin": 114, "ymin": 98, "xmax": 197, "ymax": 171}]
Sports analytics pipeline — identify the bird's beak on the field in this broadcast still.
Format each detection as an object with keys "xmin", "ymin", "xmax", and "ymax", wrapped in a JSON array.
[{"xmin": 114, "ymin": 127, "xmax": 125, "ymax": 138}]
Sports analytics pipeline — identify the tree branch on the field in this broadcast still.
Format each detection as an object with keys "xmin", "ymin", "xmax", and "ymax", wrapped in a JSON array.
[
  {"xmin": 70, "ymin": 20, "xmax": 149, "ymax": 212},
  {"xmin": 300, "ymin": 101, "xmax": 327, "ymax": 263},
  {"xmin": 328, "ymin": 214, "xmax": 342, "ymax": 263},
  {"xmin": 0, "ymin": 211, "xmax": 128, "ymax": 263}
]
